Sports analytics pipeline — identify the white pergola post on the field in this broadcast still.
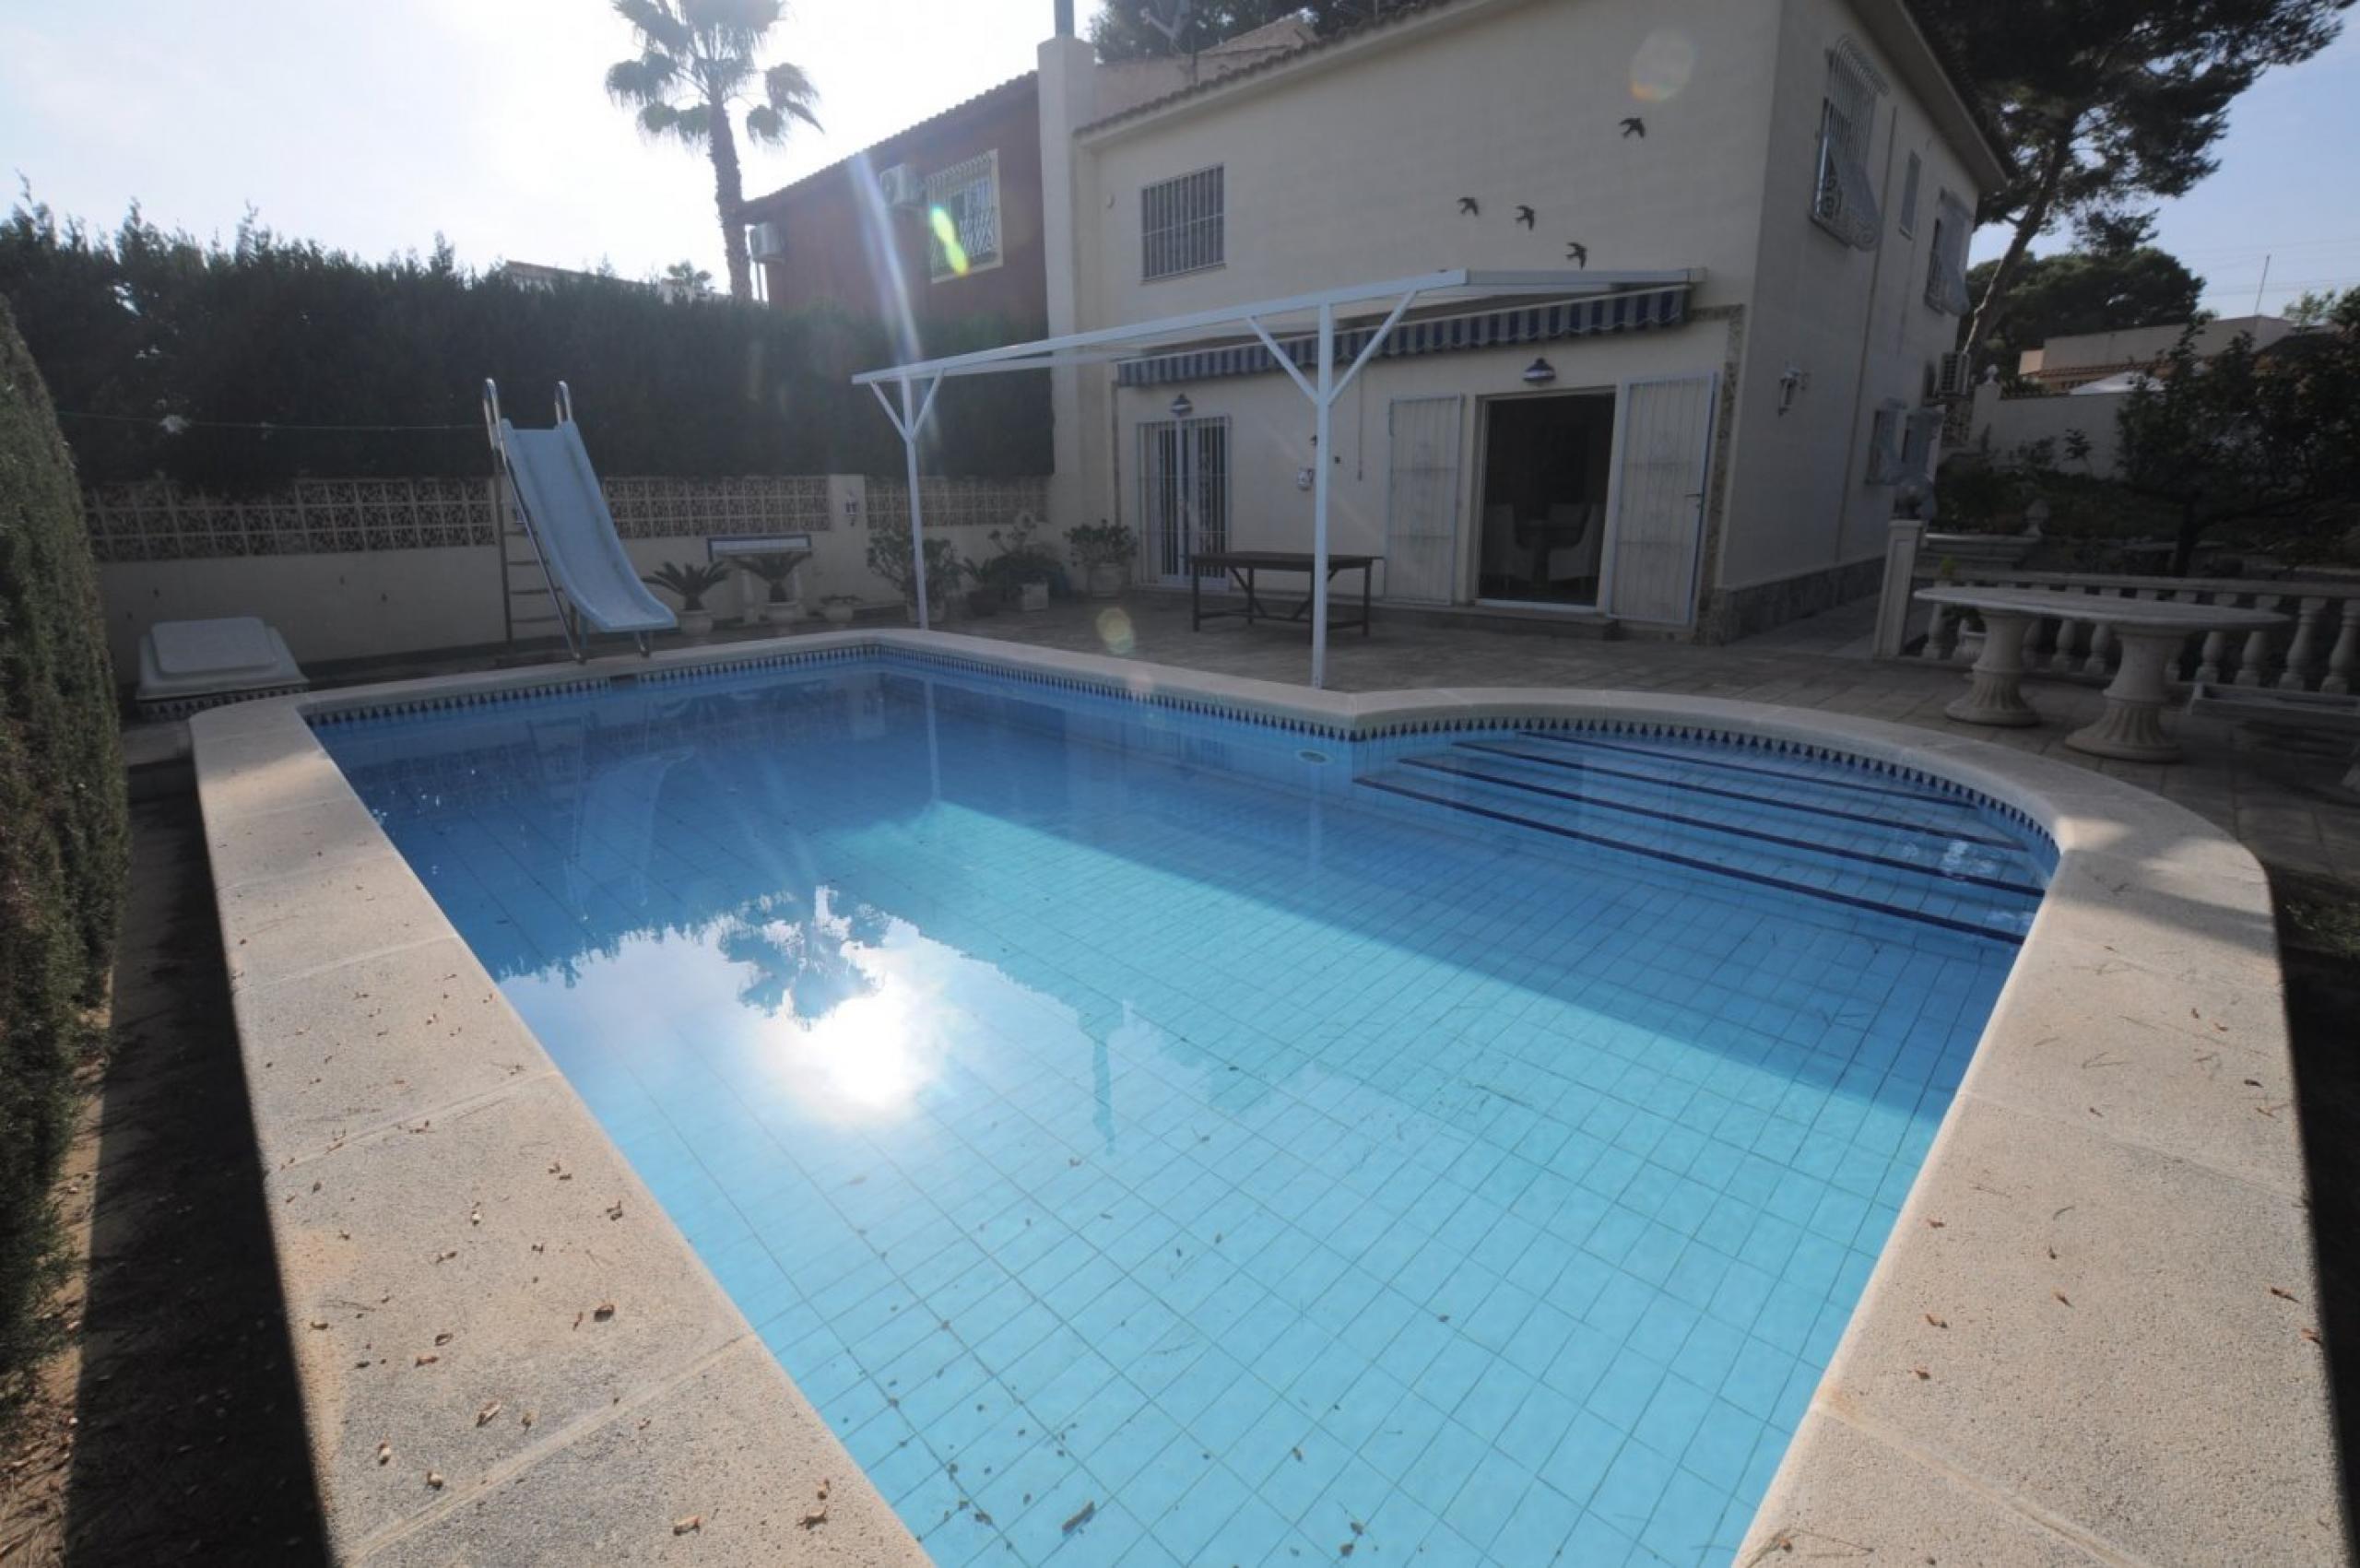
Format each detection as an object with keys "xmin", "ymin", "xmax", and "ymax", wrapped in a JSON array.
[
  {"xmin": 869, "ymin": 373, "xmax": 943, "ymax": 630},
  {"xmin": 1247, "ymin": 291, "xmax": 1417, "ymax": 689},
  {"xmin": 1311, "ymin": 301, "xmax": 1335, "ymax": 689}
]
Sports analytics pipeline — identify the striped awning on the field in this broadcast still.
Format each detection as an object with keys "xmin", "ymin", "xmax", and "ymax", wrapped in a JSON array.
[{"xmin": 1114, "ymin": 283, "xmax": 1689, "ymax": 389}]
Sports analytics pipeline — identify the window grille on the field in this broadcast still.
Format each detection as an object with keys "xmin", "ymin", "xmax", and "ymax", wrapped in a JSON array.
[
  {"xmin": 925, "ymin": 151, "xmax": 1000, "ymax": 281},
  {"xmin": 1924, "ymin": 192, "xmax": 1973, "ymax": 314},
  {"xmin": 1142, "ymin": 166, "xmax": 1224, "ymax": 281},
  {"xmin": 1811, "ymin": 40, "xmax": 1885, "ymax": 250}
]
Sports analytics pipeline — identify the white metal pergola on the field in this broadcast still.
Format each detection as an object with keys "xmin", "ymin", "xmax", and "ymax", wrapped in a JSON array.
[{"xmin": 856, "ymin": 267, "xmax": 1695, "ymax": 688}]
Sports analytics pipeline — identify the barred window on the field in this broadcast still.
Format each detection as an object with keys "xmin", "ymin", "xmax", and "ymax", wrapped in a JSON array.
[
  {"xmin": 1811, "ymin": 39, "xmax": 1885, "ymax": 250},
  {"xmin": 1142, "ymin": 166, "xmax": 1224, "ymax": 281},
  {"xmin": 925, "ymin": 151, "xmax": 1000, "ymax": 282},
  {"xmin": 1924, "ymin": 192, "xmax": 1973, "ymax": 314},
  {"xmin": 1897, "ymin": 151, "xmax": 1922, "ymax": 239}
]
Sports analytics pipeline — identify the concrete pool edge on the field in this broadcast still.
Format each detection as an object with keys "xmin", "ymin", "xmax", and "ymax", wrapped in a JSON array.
[{"xmin": 189, "ymin": 628, "xmax": 2349, "ymax": 1565}]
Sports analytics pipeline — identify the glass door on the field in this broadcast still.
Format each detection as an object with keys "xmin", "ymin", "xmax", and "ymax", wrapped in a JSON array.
[
  {"xmin": 1136, "ymin": 417, "xmax": 1229, "ymax": 587},
  {"xmin": 1473, "ymin": 392, "xmax": 1616, "ymax": 608}
]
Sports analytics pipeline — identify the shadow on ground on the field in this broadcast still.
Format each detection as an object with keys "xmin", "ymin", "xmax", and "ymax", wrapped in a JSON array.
[
  {"xmin": 62, "ymin": 793, "xmax": 326, "ymax": 1563},
  {"xmin": 2275, "ymin": 866, "xmax": 2360, "ymax": 1521}
]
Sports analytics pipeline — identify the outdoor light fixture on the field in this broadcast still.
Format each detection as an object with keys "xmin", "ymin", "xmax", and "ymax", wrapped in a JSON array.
[
  {"xmin": 1522, "ymin": 358, "xmax": 1556, "ymax": 385},
  {"xmin": 1169, "ymin": 392, "xmax": 1193, "ymax": 420}
]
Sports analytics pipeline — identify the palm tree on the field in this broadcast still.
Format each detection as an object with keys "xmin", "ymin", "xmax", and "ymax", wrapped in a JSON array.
[{"xmin": 605, "ymin": 0, "xmax": 820, "ymax": 301}]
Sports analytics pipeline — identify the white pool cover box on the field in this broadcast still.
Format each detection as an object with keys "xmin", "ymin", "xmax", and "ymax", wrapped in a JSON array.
[{"xmin": 136, "ymin": 617, "xmax": 310, "ymax": 717}]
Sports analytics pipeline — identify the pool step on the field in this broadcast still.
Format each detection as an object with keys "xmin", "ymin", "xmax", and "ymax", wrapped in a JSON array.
[
  {"xmin": 1465, "ymin": 735, "xmax": 2017, "ymax": 848},
  {"xmin": 1433, "ymin": 745, "xmax": 2045, "ymax": 888},
  {"xmin": 1355, "ymin": 754, "xmax": 2038, "ymax": 944}
]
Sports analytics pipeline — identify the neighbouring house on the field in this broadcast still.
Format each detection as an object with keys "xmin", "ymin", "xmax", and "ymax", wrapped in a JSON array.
[
  {"xmin": 1968, "ymin": 313, "xmax": 2303, "ymax": 477},
  {"xmin": 2015, "ymin": 314, "xmax": 2297, "ymax": 393},
  {"xmin": 494, "ymin": 259, "xmax": 698, "ymax": 303},
  {"xmin": 737, "ymin": 18, "xmax": 1310, "ymax": 339},
  {"xmin": 740, "ymin": 73, "xmax": 1049, "ymax": 331}
]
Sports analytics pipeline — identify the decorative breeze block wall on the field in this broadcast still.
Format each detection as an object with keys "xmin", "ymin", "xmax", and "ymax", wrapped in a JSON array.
[{"xmin": 84, "ymin": 475, "xmax": 847, "ymax": 562}]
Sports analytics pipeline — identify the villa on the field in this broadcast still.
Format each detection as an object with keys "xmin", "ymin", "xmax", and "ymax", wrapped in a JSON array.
[
  {"xmin": 4, "ymin": 2, "xmax": 2354, "ymax": 1568},
  {"xmin": 761, "ymin": 0, "xmax": 2000, "ymax": 642}
]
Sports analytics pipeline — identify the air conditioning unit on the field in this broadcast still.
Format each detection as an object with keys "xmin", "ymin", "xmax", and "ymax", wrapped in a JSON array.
[
  {"xmin": 746, "ymin": 220, "xmax": 787, "ymax": 263},
  {"xmin": 1934, "ymin": 351, "xmax": 1974, "ymax": 400},
  {"xmin": 878, "ymin": 163, "xmax": 924, "ymax": 208}
]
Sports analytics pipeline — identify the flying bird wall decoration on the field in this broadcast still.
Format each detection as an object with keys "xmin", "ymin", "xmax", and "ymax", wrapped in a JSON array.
[
  {"xmin": 1620, "ymin": 116, "xmax": 1646, "ymax": 138},
  {"xmin": 1515, "ymin": 205, "xmax": 1536, "ymax": 229},
  {"xmin": 1564, "ymin": 242, "xmax": 1588, "ymax": 267},
  {"xmin": 1457, "ymin": 196, "xmax": 1481, "ymax": 216}
]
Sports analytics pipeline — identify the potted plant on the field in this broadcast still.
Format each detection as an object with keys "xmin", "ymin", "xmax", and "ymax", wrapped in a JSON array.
[
  {"xmin": 976, "ymin": 513, "xmax": 1061, "ymax": 612},
  {"xmin": 643, "ymin": 560, "xmax": 734, "ymax": 641},
  {"xmin": 963, "ymin": 562, "xmax": 1000, "ymax": 618},
  {"xmin": 1066, "ymin": 520, "xmax": 1137, "ymax": 598},
  {"xmin": 819, "ymin": 593, "xmax": 859, "ymax": 627},
  {"xmin": 730, "ymin": 551, "xmax": 808, "ymax": 625},
  {"xmin": 865, "ymin": 528, "xmax": 967, "ymax": 624}
]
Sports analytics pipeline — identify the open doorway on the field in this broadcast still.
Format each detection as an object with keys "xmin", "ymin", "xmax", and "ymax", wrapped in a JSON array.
[{"xmin": 1475, "ymin": 392, "xmax": 1616, "ymax": 608}]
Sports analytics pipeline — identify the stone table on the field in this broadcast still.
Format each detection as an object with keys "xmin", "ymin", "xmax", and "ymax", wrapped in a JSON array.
[{"xmin": 1915, "ymin": 585, "xmax": 2287, "ymax": 761}]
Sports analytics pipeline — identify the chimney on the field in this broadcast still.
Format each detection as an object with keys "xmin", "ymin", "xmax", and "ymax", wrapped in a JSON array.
[{"xmin": 1053, "ymin": 0, "xmax": 1074, "ymax": 37}]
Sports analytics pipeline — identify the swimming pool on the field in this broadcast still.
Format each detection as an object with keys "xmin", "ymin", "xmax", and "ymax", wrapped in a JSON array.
[{"xmin": 316, "ymin": 650, "xmax": 2046, "ymax": 1567}]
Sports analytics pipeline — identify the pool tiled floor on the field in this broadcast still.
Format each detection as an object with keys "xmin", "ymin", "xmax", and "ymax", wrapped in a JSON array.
[{"xmin": 321, "ymin": 658, "xmax": 2036, "ymax": 1566}]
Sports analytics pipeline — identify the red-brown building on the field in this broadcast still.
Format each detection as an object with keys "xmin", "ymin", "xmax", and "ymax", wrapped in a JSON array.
[{"xmin": 742, "ymin": 74, "xmax": 1049, "ymax": 336}]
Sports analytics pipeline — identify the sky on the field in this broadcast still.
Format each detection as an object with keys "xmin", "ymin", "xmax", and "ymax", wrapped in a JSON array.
[{"xmin": 2, "ymin": 0, "xmax": 2356, "ymax": 315}]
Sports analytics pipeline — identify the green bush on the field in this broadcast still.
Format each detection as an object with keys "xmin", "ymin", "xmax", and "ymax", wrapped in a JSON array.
[
  {"xmin": 0, "ymin": 295, "xmax": 127, "ymax": 1420},
  {"xmin": 0, "ymin": 203, "xmax": 1049, "ymax": 492}
]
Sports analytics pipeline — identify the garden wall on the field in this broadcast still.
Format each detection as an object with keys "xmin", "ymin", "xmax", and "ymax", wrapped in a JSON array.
[
  {"xmin": 91, "ymin": 474, "xmax": 1052, "ymax": 673},
  {"xmin": 1965, "ymin": 382, "xmax": 2131, "ymax": 476}
]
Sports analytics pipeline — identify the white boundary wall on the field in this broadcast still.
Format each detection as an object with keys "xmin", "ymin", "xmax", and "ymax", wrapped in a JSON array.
[
  {"xmin": 91, "ymin": 474, "xmax": 1049, "ymax": 670},
  {"xmin": 1966, "ymin": 381, "xmax": 2130, "ymax": 476}
]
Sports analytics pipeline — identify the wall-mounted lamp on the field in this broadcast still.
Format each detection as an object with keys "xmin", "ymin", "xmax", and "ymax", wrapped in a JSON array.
[
  {"xmin": 1776, "ymin": 364, "xmax": 1810, "ymax": 415},
  {"xmin": 1169, "ymin": 392, "xmax": 1193, "ymax": 421},
  {"xmin": 1522, "ymin": 357, "xmax": 1557, "ymax": 386}
]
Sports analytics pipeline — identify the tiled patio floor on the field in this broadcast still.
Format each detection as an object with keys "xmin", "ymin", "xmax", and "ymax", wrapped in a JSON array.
[{"xmin": 946, "ymin": 592, "xmax": 2360, "ymax": 886}]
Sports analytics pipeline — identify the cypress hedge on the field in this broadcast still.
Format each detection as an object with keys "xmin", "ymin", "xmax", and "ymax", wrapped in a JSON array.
[
  {"xmin": 0, "ymin": 295, "xmax": 128, "ymax": 1421},
  {"xmin": 0, "ymin": 203, "xmax": 1050, "ymax": 493}
]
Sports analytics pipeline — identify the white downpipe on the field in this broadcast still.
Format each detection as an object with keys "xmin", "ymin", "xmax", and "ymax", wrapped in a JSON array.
[{"xmin": 1312, "ymin": 301, "xmax": 1335, "ymax": 690}]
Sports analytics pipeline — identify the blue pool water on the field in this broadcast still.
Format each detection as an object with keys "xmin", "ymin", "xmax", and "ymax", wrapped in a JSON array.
[{"xmin": 317, "ymin": 653, "xmax": 2046, "ymax": 1567}]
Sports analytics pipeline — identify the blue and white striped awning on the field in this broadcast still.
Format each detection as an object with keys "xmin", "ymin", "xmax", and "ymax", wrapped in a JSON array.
[{"xmin": 1114, "ymin": 283, "xmax": 1689, "ymax": 389}]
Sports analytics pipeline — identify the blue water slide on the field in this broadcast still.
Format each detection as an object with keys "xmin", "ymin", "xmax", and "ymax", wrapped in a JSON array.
[{"xmin": 485, "ymin": 380, "xmax": 677, "ymax": 654}]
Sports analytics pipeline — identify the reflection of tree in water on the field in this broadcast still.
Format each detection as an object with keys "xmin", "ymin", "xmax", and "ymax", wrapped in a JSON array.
[{"xmin": 715, "ymin": 886, "xmax": 890, "ymax": 1023}]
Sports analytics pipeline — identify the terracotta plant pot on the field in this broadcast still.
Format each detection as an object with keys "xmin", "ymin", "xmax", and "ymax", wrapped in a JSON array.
[
  {"xmin": 1086, "ymin": 562, "xmax": 1124, "ymax": 598},
  {"xmin": 821, "ymin": 602, "xmax": 856, "ymax": 626},
  {"xmin": 678, "ymin": 608, "xmax": 714, "ymax": 641},
  {"xmin": 1020, "ymin": 581, "xmax": 1050, "ymax": 612}
]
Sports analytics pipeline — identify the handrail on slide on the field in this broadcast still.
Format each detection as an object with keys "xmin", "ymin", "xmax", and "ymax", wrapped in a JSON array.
[{"xmin": 483, "ymin": 378, "xmax": 677, "ymax": 661}]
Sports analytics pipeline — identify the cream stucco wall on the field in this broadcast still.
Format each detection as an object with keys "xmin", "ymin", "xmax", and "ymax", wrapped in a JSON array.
[
  {"xmin": 1716, "ymin": 0, "xmax": 1978, "ymax": 598},
  {"xmin": 1101, "ymin": 328, "xmax": 1738, "ymax": 603},
  {"xmin": 1042, "ymin": 0, "xmax": 1993, "ymax": 633}
]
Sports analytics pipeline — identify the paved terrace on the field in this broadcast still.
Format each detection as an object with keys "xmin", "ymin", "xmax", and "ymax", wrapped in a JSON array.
[
  {"xmin": 162, "ymin": 597, "xmax": 2356, "ymax": 1565},
  {"xmin": 941, "ymin": 592, "xmax": 2360, "ymax": 885}
]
